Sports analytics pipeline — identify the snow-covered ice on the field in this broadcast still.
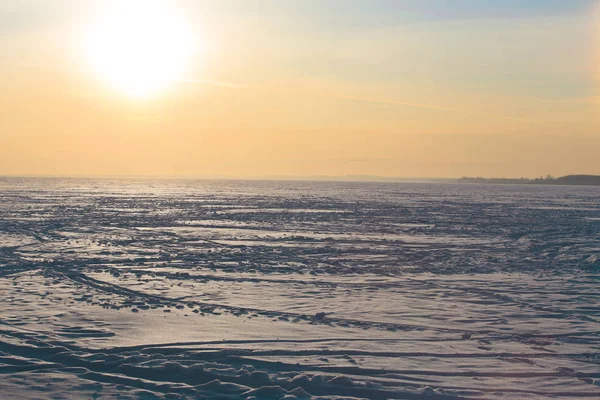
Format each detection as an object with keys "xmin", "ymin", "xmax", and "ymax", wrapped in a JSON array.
[{"xmin": 1, "ymin": 178, "xmax": 599, "ymax": 399}]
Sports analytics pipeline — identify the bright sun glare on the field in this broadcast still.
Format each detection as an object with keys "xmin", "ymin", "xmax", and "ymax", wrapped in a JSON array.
[{"xmin": 84, "ymin": 0, "xmax": 197, "ymax": 98}]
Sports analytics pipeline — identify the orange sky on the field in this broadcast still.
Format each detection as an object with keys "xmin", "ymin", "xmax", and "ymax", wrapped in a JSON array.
[{"xmin": 1, "ymin": 0, "xmax": 599, "ymax": 179}]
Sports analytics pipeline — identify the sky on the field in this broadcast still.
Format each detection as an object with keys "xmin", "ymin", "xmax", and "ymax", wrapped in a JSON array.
[{"xmin": 0, "ymin": 0, "xmax": 599, "ymax": 179}]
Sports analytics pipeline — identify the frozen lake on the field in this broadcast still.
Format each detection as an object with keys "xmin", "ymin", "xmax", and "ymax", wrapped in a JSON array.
[{"xmin": 0, "ymin": 178, "xmax": 599, "ymax": 399}]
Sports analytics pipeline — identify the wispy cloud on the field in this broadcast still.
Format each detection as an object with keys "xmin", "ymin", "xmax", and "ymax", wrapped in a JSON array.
[
  {"xmin": 0, "ymin": 60, "xmax": 561, "ymax": 125},
  {"xmin": 325, "ymin": 93, "xmax": 549, "ymax": 126},
  {"xmin": 182, "ymin": 79, "xmax": 247, "ymax": 89},
  {"xmin": 0, "ymin": 60, "xmax": 57, "ymax": 70},
  {"xmin": 0, "ymin": 60, "xmax": 246, "ymax": 90}
]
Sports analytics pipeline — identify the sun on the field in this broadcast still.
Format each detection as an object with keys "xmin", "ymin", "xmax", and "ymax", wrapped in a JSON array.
[{"xmin": 83, "ymin": 0, "xmax": 197, "ymax": 98}]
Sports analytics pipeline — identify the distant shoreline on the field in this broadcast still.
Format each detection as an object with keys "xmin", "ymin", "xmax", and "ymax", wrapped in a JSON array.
[{"xmin": 457, "ymin": 175, "xmax": 600, "ymax": 187}]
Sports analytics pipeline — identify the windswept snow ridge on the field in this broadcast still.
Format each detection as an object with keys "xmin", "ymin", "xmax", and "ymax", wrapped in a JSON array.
[{"xmin": 0, "ymin": 178, "xmax": 599, "ymax": 399}]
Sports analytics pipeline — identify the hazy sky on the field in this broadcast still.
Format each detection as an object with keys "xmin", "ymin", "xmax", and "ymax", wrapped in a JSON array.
[{"xmin": 1, "ymin": 0, "xmax": 599, "ymax": 178}]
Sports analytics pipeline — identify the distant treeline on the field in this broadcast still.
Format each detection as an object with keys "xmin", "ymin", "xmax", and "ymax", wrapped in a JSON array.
[{"xmin": 458, "ymin": 175, "xmax": 600, "ymax": 186}]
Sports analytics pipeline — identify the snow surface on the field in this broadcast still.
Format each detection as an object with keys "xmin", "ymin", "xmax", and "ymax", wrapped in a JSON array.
[{"xmin": 0, "ymin": 178, "xmax": 599, "ymax": 399}]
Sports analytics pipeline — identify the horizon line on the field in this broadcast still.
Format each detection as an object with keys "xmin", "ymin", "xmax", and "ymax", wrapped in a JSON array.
[{"xmin": 1, "ymin": 173, "xmax": 597, "ymax": 183}]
